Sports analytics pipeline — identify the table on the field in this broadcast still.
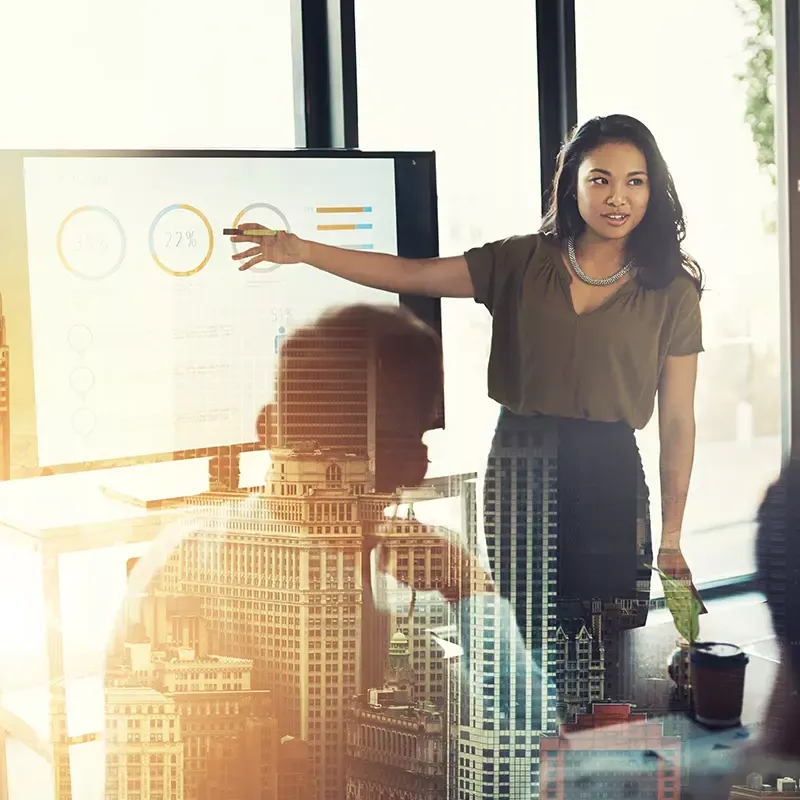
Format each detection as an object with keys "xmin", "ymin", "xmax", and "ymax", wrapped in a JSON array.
[{"xmin": 0, "ymin": 458, "xmax": 214, "ymax": 800}]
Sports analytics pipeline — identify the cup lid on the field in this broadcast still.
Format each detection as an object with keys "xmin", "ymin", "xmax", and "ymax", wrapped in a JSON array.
[{"xmin": 690, "ymin": 641, "xmax": 749, "ymax": 667}]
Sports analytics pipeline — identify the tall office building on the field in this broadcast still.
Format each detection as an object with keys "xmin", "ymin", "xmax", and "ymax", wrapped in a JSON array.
[
  {"xmin": 539, "ymin": 704, "xmax": 681, "ymax": 798},
  {"xmin": 177, "ymin": 445, "xmax": 399, "ymax": 800},
  {"xmin": 447, "ymin": 434, "xmax": 559, "ymax": 800},
  {"xmin": 272, "ymin": 304, "xmax": 443, "ymax": 488},
  {"xmin": 52, "ymin": 703, "xmax": 72, "ymax": 800},
  {"xmin": 109, "ymin": 585, "xmax": 279, "ymax": 800},
  {"xmin": 157, "ymin": 659, "xmax": 277, "ymax": 800},
  {"xmin": 375, "ymin": 503, "xmax": 453, "ymax": 710},
  {"xmin": 554, "ymin": 601, "xmax": 606, "ymax": 721},
  {"xmin": 278, "ymin": 736, "xmax": 317, "ymax": 800},
  {"xmin": 168, "ymin": 305, "xmax": 445, "ymax": 798},
  {"xmin": 345, "ymin": 629, "xmax": 446, "ymax": 800},
  {"xmin": 274, "ymin": 310, "xmax": 374, "ymax": 459},
  {"xmin": 0, "ymin": 728, "xmax": 7, "ymax": 800},
  {"xmin": 104, "ymin": 686, "xmax": 185, "ymax": 800},
  {"xmin": 0, "ymin": 292, "xmax": 9, "ymax": 480}
]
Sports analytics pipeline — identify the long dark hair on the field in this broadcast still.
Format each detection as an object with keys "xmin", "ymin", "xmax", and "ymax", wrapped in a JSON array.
[{"xmin": 540, "ymin": 114, "xmax": 703, "ymax": 293}]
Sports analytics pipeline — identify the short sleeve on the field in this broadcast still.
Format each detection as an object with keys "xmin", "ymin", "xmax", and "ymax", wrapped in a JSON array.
[
  {"xmin": 668, "ymin": 282, "xmax": 704, "ymax": 356},
  {"xmin": 464, "ymin": 235, "xmax": 536, "ymax": 314}
]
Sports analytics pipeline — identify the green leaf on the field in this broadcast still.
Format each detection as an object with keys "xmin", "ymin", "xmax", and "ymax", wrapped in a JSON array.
[{"xmin": 646, "ymin": 564, "xmax": 703, "ymax": 643}]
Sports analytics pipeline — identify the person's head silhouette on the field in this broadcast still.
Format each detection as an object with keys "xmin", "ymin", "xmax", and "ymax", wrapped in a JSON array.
[
  {"xmin": 757, "ymin": 459, "xmax": 800, "ymax": 670},
  {"xmin": 755, "ymin": 458, "xmax": 800, "ymax": 758},
  {"xmin": 257, "ymin": 303, "xmax": 443, "ymax": 493}
]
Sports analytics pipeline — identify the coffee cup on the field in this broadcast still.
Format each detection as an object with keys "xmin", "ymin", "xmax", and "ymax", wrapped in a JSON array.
[{"xmin": 690, "ymin": 642, "xmax": 749, "ymax": 728}]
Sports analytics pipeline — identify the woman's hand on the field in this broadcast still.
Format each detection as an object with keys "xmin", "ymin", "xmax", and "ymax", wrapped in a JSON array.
[
  {"xmin": 657, "ymin": 544, "xmax": 691, "ymax": 582},
  {"xmin": 230, "ymin": 223, "xmax": 306, "ymax": 270}
]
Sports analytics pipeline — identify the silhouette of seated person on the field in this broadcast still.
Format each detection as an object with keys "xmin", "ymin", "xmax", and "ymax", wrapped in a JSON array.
[
  {"xmin": 113, "ymin": 303, "xmax": 542, "ymax": 799},
  {"xmin": 676, "ymin": 458, "xmax": 800, "ymax": 797},
  {"xmin": 255, "ymin": 303, "xmax": 493, "ymax": 600},
  {"xmin": 724, "ymin": 459, "xmax": 800, "ymax": 784}
]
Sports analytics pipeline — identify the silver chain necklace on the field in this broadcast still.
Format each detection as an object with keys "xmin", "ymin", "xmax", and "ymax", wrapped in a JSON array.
[{"xmin": 567, "ymin": 237, "xmax": 634, "ymax": 287}]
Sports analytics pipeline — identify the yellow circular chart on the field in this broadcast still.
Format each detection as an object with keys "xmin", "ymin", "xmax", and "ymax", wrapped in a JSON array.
[
  {"xmin": 149, "ymin": 204, "xmax": 214, "ymax": 277},
  {"xmin": 57, "ymin": 206, "xmax": 127, "ymax": 280}
]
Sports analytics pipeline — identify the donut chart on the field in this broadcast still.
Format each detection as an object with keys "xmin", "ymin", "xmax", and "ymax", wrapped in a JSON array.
[
  {"xmin": 230, "ymin": 202, "xmax": 291, "ymax": 274},
  {"xmin": 56, "ymin": 206, "xmax": 127, "ymax": 280},
  {"xmin": 149, "ymin": 204, "xmax": 214, "ymax": 277}
]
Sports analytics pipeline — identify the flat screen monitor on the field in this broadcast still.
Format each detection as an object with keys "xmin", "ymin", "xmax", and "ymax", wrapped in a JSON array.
[{"xmin": 0, "ymin": 150, "xmax": 441, "ymax": 476}]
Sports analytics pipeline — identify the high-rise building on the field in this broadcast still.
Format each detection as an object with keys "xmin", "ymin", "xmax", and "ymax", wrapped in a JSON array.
[
  {"xmin": 539, "ymin": 703, "xmax": 681, "ymax": 798},
  {"xmin": 52, "ymin": 703, "xmax": 72, "ymax": 800},
  {"xmin": 345, "ymin": 628, "xmax": 446, "ymax": 800},
  {"xmin": 554, "ymin": 596, "xmax": 650, "ymax": 719},
  {"xmin": 195, "ymin": 710, "xmax": 278, "ymax": 800},
  {"xmin": 596, "ymin": 598, "xmax": 649, "ymax": 704},
  {"xmin": 447, "ymin": 433, "xmax": 559, "ymax": 800},
  {"xmin": 375, "ymin": 501, "xmax": 453, "ymax": 709},
  {"xmin": 160, "ymin": 305, "xmax": 446, "ymax": 799},
  {"xmin": 275, "ymin": 312, "xmax": 374, "ymax": 460},
  {"xmin": 278, "ymin": 736, "xmax": 317, "ymax": 800},
  {"xmin": 157, "ymin": 658, "xmax": 277, "ymax": 800},
  {"xmin": 109, "ymin": 587, "xmax": 280, "ymax": 800},
  {"xmin": 0, "ymin": 727, "xmax": 7, "ymax": 800},
  {"xmin": 554, "ymin": 601, "xmax": 606, "ymax": 721},
  {"xmin": 176, "ymin": 444, "xmax": 400, "ymax": 800},
  {"xmin": 104, "ymin": 686, "xmax": 185, "ymax": 800},
  {"xmin": 0, "ymin": 292, "xmax": 9, "ymax": 480},
  {"xmin": 271, "ymin": 304, "xmax": 444, "ymax": 491}
]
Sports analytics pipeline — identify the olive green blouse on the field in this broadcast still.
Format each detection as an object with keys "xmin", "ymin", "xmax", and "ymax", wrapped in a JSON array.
[{"xmin": 464, "ymin": 233, "xmax": 703, "ymax": 430}]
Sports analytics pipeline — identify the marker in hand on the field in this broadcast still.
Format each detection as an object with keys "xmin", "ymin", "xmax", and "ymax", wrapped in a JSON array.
[
  {"xmin": 227, "ymin": 225, "xmax": 301, "ymax": 270},
  {"xmin": 224, "ymin": 227, "xmax": 280, "ymax": 237}
]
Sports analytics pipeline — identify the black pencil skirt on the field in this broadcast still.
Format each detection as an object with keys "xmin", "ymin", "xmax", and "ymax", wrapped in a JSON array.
[{"xmin": 483, "ymin": 410, "xmax": 653, "ymax": 696}]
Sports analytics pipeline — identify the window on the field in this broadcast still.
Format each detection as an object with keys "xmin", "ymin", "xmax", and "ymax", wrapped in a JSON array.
[
  {"xmin": 0, "ymin": 0, "xmax": 296, "ymax": 149},
  {"xmin": 0, "ymin": 3, "xmax": 298, "ymax": 799},
  {"xmin": 356, "ymin": 0, "xmax": 541, "ymax": 478},
  {"xmin": 576, "ymin": 0, "xmax": 782, "ymax": 584}
]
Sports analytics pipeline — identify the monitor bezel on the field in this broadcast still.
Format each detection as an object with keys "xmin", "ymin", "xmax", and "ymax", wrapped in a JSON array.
[{"xmin": 0, "ymin": 148, "xmax": 442, "ymax": 476}]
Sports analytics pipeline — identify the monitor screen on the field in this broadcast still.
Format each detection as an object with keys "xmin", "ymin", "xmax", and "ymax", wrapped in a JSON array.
[{"xmin": 0, "ymin": 150, "xmax": 440, "ymax": 474}]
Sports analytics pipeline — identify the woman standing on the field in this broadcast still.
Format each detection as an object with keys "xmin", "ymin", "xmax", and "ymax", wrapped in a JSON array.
[{"xmin": 232, "ymin": 114, "xmax": 702, "ymax": 717}]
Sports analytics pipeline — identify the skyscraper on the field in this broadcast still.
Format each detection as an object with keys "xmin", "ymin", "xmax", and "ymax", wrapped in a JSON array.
[
  {"xmin": 163, "ymin": 304, "xmax": 447, "ymax": 800},
  {"xmin": 345, "ymin": 627, "xmax": 446, "ymax": 800},
  {"xmin": 539, "ymin": 703, "xmax": 681, "ymax": 798},
  {"xmin": 177, "ymin": 445, "xmax": 397, "ymax": 800},
  {"xmin": 274, "ymin": 310, "xmax": 374, "ymax": 460},
  {"xmin": 103, "ymin": 686, "xmax": 185, "ymax": 800},
  {"xmin": 447, "ymin": 432, "xmax": 559, "ymax": 799},
  {"xmin": 375, "ymin": 503, "xmax": 453, "ymax": 710},
  {"xmin": 107, "ymin": 581, "xmax": 280, "ymax": 800},
  {"xmin": 0, "ymin": 292, "xmax": 9, "ymax": 481},
  {"xmin": 554, "ymin": 601, "xmax": 606, "ymax": 721}
]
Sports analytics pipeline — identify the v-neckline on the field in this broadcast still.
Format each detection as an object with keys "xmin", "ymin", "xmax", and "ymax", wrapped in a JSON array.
[{"xmin": 550, "ymin": 239, "xmax": 639, "ymax": 318}]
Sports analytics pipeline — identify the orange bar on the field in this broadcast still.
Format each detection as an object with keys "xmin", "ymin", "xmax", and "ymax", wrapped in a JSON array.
[
  {"xmin": 317, "ymin": 223, "xmax": 373, "ymax": 231},
  {"xmin": 316, "ymin": 206, "xmax": 372, "ymax": 213}
]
